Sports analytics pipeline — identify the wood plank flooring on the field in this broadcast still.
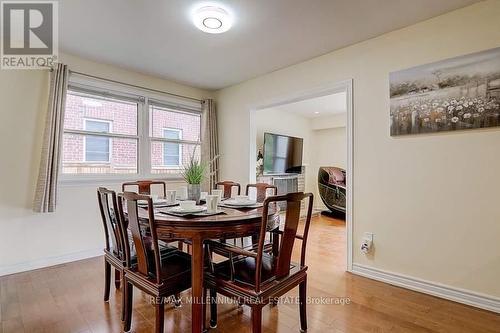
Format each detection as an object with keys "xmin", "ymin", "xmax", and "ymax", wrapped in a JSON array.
[{"xmin": 1, "ymin": 215, "xmax": 499, "ymax": 332}]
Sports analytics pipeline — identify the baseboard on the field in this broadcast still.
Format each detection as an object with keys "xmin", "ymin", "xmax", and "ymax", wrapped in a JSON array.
[
  {"xmin": 352, "ymin": 263, "xmax": 500, "ymax": 314},
  {"xmin": 0, "ymin": 248, "xmax": 103, "ymax": 277}
]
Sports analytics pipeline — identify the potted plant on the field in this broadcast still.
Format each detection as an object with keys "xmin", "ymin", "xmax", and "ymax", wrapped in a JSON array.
[{"xmin": 181, "ymin": 152, "xmax": 206, "ymax": 204}]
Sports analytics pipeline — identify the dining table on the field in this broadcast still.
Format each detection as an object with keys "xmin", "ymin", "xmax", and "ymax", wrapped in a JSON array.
[{"xmin": 140, "ymin": 203, "xmax": 280, "ymax": 333}]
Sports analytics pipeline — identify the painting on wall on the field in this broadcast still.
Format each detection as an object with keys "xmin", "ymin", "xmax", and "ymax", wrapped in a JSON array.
[{"xmin": 390, "ymin": 47, "xmax": 500, "ymax": 136}]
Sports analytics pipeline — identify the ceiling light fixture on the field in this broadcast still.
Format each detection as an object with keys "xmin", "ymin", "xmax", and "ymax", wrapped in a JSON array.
[{"xmin": 192, "ymin": 5, "xmax": 233, "ymax": 34}]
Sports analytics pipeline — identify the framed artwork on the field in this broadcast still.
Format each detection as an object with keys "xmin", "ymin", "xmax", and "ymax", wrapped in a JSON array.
[{"xmin": 390, "ymin": 47, "xmax": 500, "ymax": 136}]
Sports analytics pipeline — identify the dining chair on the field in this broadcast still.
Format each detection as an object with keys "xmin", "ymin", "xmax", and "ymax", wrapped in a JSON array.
[
  {"xmin": 98, "ymin": 187, "xmax": 178, "ymax": 321},
  {"xmin": 97, "ymin": 187, "xmax": 126, "ymax": 305},
  {"xmin": 246, "ymin": 183, "xmax": 278, "ymax": 203},
  {"xmin": 122, "ymin": 180, "xmax": 167, "ymax": 197},
  {"xmin": 205, "ymin": 192, "xmax": 314, "ymax": 333},
  {"xmin": 122, "ymin": 180, "xmax": 190, "ymax": 252},
  {"xmin": 118, "ymin": 191, "xmax": 192, "ymax": 333},
  {"xmin": 215, "ymin": 181, "xmax": 241, "ymax": 199},
  {"xmin": 230, "ymin": 183, "xmax": 279, "ymax": 249}
]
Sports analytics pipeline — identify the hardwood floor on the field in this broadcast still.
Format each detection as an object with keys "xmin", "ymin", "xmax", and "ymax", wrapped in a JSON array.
[{"xmin": 1, "ymin": 215, "xmax": 499, "ymax": 332}]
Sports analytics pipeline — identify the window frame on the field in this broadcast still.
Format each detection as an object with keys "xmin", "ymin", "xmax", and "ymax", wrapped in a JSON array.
[
  {"xmin": 60, "ymin": 74, "xmax": 202, "ymax": 185},
  {"xmin": 162, "ymin": 128, "xmax": 183, "ymax": 168},
  {"xmin": 83, "ymin": 118, "xmax": 112, "ymax": 163},
  {"xmin": 148, "ymin": 103, "xmax": 202, "ymax": 175}
]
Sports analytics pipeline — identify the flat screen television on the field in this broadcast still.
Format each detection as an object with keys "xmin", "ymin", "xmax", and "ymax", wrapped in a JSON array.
[{"xmin": 263, "ymin": 133, "xmax": 303, "ymax": 175}]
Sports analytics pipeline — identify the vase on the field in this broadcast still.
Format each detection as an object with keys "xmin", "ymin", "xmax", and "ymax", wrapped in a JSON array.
[{"xmin": 187, "ymin": 184, "xmax": 201, "ymax": 204}]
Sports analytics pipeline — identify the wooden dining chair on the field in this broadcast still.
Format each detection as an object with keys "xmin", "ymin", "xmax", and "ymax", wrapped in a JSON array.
[
  {"xmin": 122, "ymin": 180, "xmax": 191, "ymax": 252},
  {"xmin": 205, "ymin": 192, "xmax": 314, "ymax": 333},
  {"xmin": 97, "ymin": 187, "xmax": 125, "ymax": 305},
  {"xmin": 118, "ymin": 192, "xmax": 192, "ymax": 333},
  {"xmin": 98, "ymin": 187, "xmax": 178, "ymax": 321},
  {"xmin": 122, "ymin": 180, "xmax": 167, "ymax": 197},
  {"xmin": 216, "ymin": 181, "xmax": 241, "ymax": 199},
  {"xmin": 246, "ymin": 183, "xmax": 278, "ymax": 203}
]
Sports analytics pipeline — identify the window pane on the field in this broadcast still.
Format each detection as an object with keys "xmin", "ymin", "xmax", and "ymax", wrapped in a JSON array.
[
  {"xmin": 85, "ymin": 136, "xmax": 109, "ymax": 162},
  {"xmin": 62, "ymin": 133, "xmax": 137, "ymax": 174},
  {"xmin": 162, "ymin": 129, "xmax": 182, "ymax": 166},
  {"xmin": 85, "ymin": 120, "xmax": 110, "ymax": 132},
  {"xmin": 164, "ymin": 128, "xmax": 181, "ymax": 140},
  {"xmin": 150, "ymin": 106, "xmax": 200, "ymax": 141},
  {"xmin": 163, "ymin": 142, "xmax": 180, "ymax": 166},
  {"xmin": 64, "ymin": 92, "xmax": 138, "ymax": 136},
  {"xmin": 152, "ymin": 143, "xmax": 200, "ymax": 174}
]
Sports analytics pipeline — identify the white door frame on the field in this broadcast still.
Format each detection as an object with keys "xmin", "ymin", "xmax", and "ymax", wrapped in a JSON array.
[{"xmin": 248, "ymin": 79, "xmax": 354, "ymax": 271}]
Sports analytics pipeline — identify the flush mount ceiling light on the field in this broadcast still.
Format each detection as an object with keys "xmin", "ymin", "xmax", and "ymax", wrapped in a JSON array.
[{"xmin": 192, "ymin": 5, "xmax": 233, "ymax": 34}]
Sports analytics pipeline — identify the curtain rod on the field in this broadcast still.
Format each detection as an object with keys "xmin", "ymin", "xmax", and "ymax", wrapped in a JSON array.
[{"xmin": 68, "ymin": 70, "xmax": 203, "ymax": 103}]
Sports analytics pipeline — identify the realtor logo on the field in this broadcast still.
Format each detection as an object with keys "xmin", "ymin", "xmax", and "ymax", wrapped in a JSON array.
[{"xmin": 1, "ymin": 1, "xmax": 58, "ymax": 69}]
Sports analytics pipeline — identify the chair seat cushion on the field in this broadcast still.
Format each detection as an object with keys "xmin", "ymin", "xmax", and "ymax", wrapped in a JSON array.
[
  {"xmin": 127, "ymin": 250, "xmax": 192, "ymax": 287},
  {"xmin": 129, "ymin": 241, "xmax": 178, "ymax": 267},
  {"xmin": 157, "ymin": 250, "xmax": 192, "ymax": 280},
  {"xmin": 212, "ymin": 253, "xmax": 299, "ymax": 287}
]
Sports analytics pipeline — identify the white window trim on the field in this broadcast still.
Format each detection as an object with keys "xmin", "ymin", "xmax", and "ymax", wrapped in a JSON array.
[
  {"xmin": 161, "ymin": 128, "xmax": 183, "ymax": 168},
  {"xmin": 83, "ymin": 118, "xmax": 112, "ymax": 163},
  {"xmin": 60, "ymin": 74, "xmax": 202, "ymax": 185}
]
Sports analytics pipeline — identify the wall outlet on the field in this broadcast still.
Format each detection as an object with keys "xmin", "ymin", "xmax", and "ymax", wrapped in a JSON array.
[{"xmin": 361, "ymin": 232, "xmax": 374, "ymax": 254}]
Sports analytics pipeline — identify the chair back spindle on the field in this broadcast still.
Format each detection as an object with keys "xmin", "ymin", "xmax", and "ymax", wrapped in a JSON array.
[
  {"xmin": 256, "ymin": 192, "xmax": 313, "ymax": 291},
  {"xmin": 120, "ymin": 191, "xmax": 163, "ymax": 283},
  {"xmin": 122, "ymin": 180, "xmax": 167, "ymax": 197},
  {"xmin": 216, "ymin": 181, "xmax": 241, "ymax": 199},
  {"xmin": 97, "ymin": 187, "xmax": 124, "ymax": 256},
  {"xmin": 246, "ymin": 183, "xmax": 278, "ymax": 203}
]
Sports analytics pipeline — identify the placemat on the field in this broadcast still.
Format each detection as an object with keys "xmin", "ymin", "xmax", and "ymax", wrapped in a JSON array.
[
  {"xmin": 157, "ymin": 210, "xmax": 226, "ymax": 218},
  {"xmin": 218, "ymin": 202, "xmax": 263, "ymax": 209}
]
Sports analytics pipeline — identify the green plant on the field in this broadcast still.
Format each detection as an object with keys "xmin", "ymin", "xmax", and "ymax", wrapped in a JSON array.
[{"xmin": 181, "ymin": 152, "xmax": 206, "ymax": 185}]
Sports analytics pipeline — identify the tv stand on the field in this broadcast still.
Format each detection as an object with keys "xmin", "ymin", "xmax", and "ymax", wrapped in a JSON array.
[{"xmin": 257, "ymin": 168, "xmax": 305, "ymax": 197}]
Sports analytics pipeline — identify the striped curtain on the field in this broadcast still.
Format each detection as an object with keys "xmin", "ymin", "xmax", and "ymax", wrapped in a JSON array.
[
  {"xmin": 33, "ymin": 63, "xmax": 69, "ymax": 212},
  {"xmin": 201, "ymin": 99, "xmax": 219, "ymax": 192}
]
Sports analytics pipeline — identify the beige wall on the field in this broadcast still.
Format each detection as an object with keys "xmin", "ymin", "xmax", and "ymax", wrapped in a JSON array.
[
  {"xmin": 0, "ymin": 53, "xmax": 212, "ymax": 274},
  {"xmin": 216, "ymin": 0, "xmax": 500, "ymax": 297}
]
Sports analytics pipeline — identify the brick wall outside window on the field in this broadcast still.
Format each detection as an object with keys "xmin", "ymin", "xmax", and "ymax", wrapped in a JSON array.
[{"xmin": 62, "ymin": 93, "xmax": 201, "ymax": 174}]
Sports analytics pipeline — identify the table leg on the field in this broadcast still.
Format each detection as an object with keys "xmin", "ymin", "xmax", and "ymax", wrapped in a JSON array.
[{"xmin": 191, "ymin": 236, "xmax": 204, "ymax": 333}]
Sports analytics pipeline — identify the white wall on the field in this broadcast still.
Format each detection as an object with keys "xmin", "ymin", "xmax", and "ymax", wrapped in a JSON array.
[
  {"xmin": 0, "ymin": 53, "xmax": 212, "ymax": 275},
  {"xmin": 311, "ymin": 113, "xmax": 346, "ymax": 130},
  {"xmin": 215, "ymin": 0, "xmax": 500, "ymax": 298}
]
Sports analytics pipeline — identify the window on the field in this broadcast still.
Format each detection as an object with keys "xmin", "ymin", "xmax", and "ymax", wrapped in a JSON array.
[
  {"xmin": 84, "ymin": 119, "xmax": 111, "ymax": 162},
  {"xmin": 150, "ymin": 103, "xmax": 201, "ymax": 174},
  {"xmin": 61, "ymin": 75, "xmax": 202, "ymax": 180},
  {"xmin": 163, "ymin": 128, "xmax": 182, "ymax": 166},
  {"xmin": 62, "ymin": 90, "xmax": 139, "ymax": 175}
]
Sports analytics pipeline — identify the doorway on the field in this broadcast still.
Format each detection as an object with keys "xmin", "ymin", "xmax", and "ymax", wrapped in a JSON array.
[{"xmin": 248, "ymin": 80, "xmax": 353, "ymax": 271}]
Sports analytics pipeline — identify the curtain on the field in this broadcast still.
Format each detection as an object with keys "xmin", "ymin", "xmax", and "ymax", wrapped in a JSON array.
[
  {"xmin": 201, "ymin": 99, "xmax": 219, "ymax": 192},
  {"xmin": 33, "ymin": 63, "xmax": 69, "ymax": 213}
]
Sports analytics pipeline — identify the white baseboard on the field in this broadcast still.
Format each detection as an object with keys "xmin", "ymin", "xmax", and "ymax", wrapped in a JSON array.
[
  {"xmin": 352, "ymin": 263, "xmax": 500, "ymax": 314},
  {"xmin": 0, "ymin": 248, "xmax": 103, "ymax": 277}
]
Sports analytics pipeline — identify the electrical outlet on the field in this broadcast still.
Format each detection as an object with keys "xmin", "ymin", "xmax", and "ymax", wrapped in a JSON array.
[{"xmin": 361, "ymin": 232, "xmax": 374, "ymax": 254}]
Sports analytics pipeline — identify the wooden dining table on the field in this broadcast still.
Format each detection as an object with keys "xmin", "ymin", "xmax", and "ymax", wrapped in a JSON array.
[{"xmin": 142, "ymin": 204, "xmax": 280, "ymax": 333}]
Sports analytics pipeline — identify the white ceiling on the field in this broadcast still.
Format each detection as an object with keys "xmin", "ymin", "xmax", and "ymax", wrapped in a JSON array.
[
  {"xmin": 264, "ymin": 92, "xmax": 347, "ymax": 118},
  {"xmin": 59, "ymin": 0, "xmax": 481, "ymax": 90}
]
